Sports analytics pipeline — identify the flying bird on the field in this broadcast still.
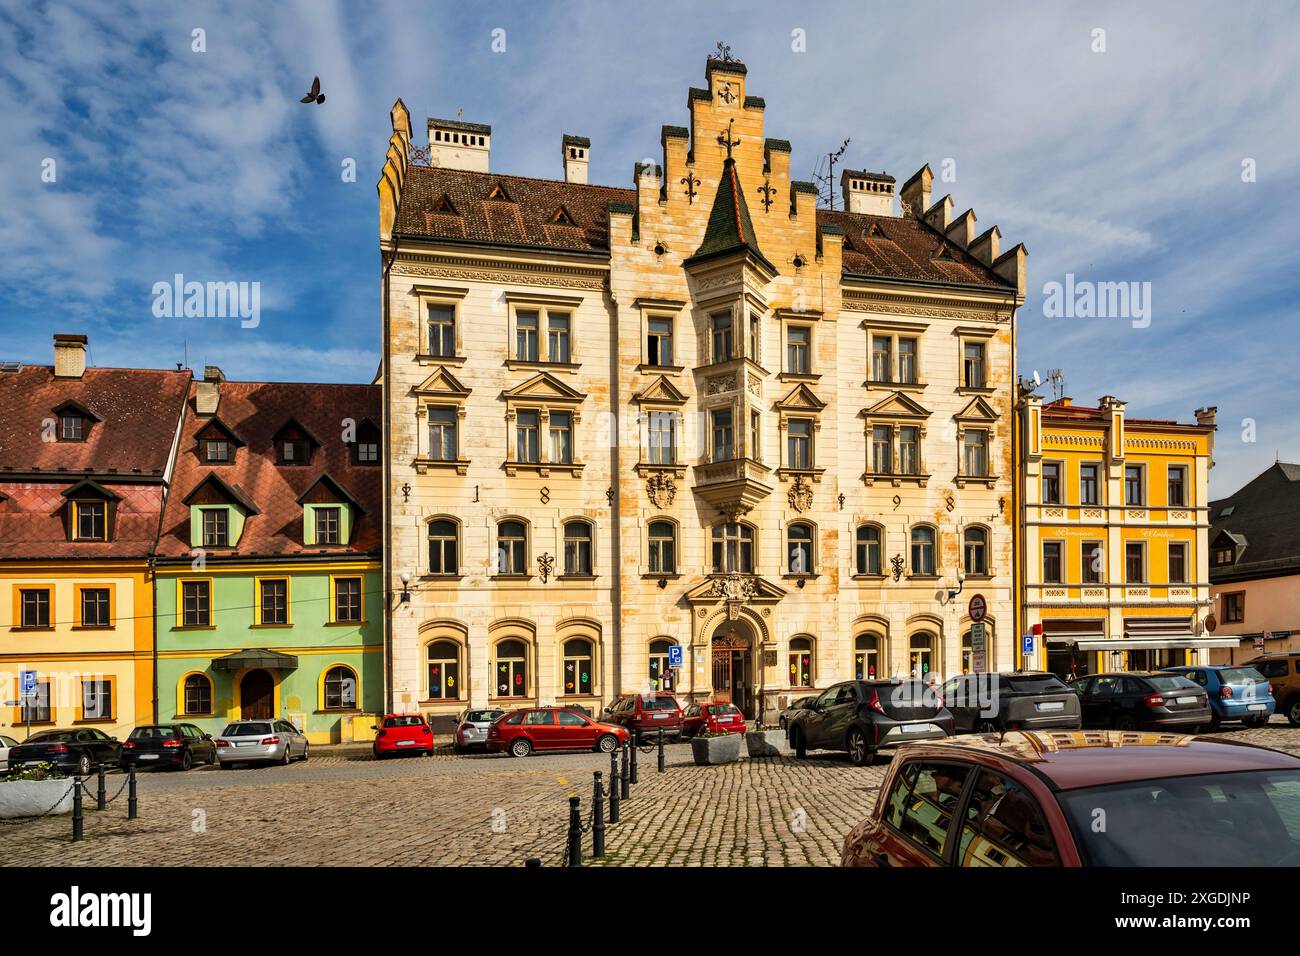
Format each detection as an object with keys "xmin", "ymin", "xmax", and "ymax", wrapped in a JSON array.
[{"xmin": 300, "ymin": 76, "xmax": 325, "ymax": 105}]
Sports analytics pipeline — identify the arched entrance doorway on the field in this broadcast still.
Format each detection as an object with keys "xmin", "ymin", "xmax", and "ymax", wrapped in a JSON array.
[
  {"xmin": 240, "ymin": 669, "xmax": 274, "ymax": 720},
  {"xmin": 711, "ymin": 620, "xmax": 755, "ymax": 717}
]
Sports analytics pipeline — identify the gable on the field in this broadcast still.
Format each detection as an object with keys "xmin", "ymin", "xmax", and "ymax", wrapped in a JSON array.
[
  {"xmin": 181, "ymin": 473, "xmax": 260, "ymax": 514},
  {"xmin": 61, "ymin": 478, "xmax": 120, "ymax": 501},
  {"xmin": 412, "ymin": 367, "xmax": 472, "ymax": 398},
  {"xmin": 776, "ymin": 383, "xmax": 827, "ymax": 413},
  {"xmin": 196, "ymin": 416, "xmax": 247, "ymax": 447},
  {"xmin": 633, "ymin": 375, "xmax": 688, "ymax": 406},
  {"xmin": 272, "ymin": 417, "xmax": 323, "ymax": 448},
  {"xmin": 501, "ymin": 371, "xmax": 587, "ymax": 403},
  {"xmin": 955, "ymin": 396, "xmax": 1000, "ymax": 422},
  {"xmin": 53, "ymin": 399, "xmax": 102, "ymax": 423},
  {"xmin": 863, "ymin": 391, "xmax": 931, "ymax": 419},
  {"xmin": 295, "ymin": 473, "xmax": 366, "ymax": 514}
]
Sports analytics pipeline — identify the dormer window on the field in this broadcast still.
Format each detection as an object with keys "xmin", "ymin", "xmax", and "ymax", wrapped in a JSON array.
[
  {"xmin": 315, "ymin": 507, "xmax": 341, "ymax": 545},
  {"xmin": 196, "ymin": 418, "xmax": 244, "ymax": 465},
  {"xmin": 203, "ymin": 439, "xmax": 230, "ymax": 463},
  {"xmin": 61, "ymin": 413, "xmax": 84, "ymax": 441},
  {"xmin": 273, "ymin": 419, "xmax": 320, "ymax": 466},
  {"xmin": 202, "ymin": 509, "xmax": 228, "ymax": 547},
  {"xmin": 296, "ymin": 475, "xmax": 364, "ymax": 547},
  {"xmin": 75, "ymin": 500, "xmax": 106, "ymax": 540},
  {"xmin": 62, "ymin": 479, "xmax": 118, "ymax": 542}
]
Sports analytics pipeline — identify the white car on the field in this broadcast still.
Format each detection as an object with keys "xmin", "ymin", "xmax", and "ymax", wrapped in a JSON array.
[{"xmin": 0, "ymin": 734, "xmax": 19, "ymax": 772}]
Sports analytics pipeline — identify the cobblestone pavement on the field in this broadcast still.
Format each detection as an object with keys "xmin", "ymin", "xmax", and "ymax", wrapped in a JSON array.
[{"xmin": 2, "ymin": 720, "xmax": 1298, "ymax": 867}]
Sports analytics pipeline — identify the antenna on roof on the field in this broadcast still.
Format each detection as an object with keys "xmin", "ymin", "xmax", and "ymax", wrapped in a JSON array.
[
  {"xmin": 1048, "ymin": 368, "xmax": 1065, "ymax": 402},
  {"xmin": 811, "ymin": 138, "xmax": 850, "ymax": 209}
]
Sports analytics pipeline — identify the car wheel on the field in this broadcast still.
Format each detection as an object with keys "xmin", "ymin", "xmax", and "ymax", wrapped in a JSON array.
[
  {"xmin": 180, "ymin": 751, "xmax": 193, "ymax": 772},
  {"xmin": 596, "ymin": 734, "xmax": 618, "ymax": 754},
  {"xmin": 279, "ymin": 747, "xmax": 292, "ymax": 766},
  {"xmin": 791, "ymin": 727, "xmax": 807, "ymax": 760},
  {"xmin": 77, "ymin": 754, "xmax": 91, "ymax": 776},
  {"xmin": 219, "ymin": 761, "xmax": 234, "ymax": 770},
  {"xmin": 1288, "ymin": 699, "xmax": 1300, "ymax": 727},
  {"xmin": 846, "ymin": 728, "xmax": 870, "ymax": 767},
  {"xmin": 207, "ymin": 749, "xmax": 217, "ymax": 766},
  {"xmin": 1113, "ymin": 714, "xmax": 1138, "ymax": 731},
  {"xmin": 510, "ymin": 737, "xmax": 533, "ymax": 758},
  {"xmin": 300, "ymin": 743, "xmax": 309, "ymax": 762}
]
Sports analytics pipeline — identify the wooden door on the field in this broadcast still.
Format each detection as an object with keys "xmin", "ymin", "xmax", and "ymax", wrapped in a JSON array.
[{"xmin": 240, "ymin": 669, "xmax": 273, "ymax": 720}]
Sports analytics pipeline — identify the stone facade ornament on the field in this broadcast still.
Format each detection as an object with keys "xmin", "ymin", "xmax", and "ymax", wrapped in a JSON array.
[
  {"xmin": 787, "ymin": 474, "xmax": 814, "ymax": 513},
  {"xmin": 705, "ymin": 574, "xmax": 757, "ymax": 602},
  {"xmin": 646, "ymin": 472, "xmax": 677, "ymax": 509}
]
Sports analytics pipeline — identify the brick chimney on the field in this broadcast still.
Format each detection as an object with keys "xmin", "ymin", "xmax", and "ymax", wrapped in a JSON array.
[
  {"xmin": 53, "ymin": 333, "xmax": 87, "ymax": 379},
  {"xmin": 840, "ymin": 169, "xmax": 894, "ymax": 215},
  {"xmin": 426, "ymin": 117, "xmax": 491, "ymax": 171},
  {"xmin": 195, "ymin": 365, "xmax": 224, "ymax": 415},
  {"xmin": 563, "ymin": 135, "xmax": 590, "ymax": 184}
]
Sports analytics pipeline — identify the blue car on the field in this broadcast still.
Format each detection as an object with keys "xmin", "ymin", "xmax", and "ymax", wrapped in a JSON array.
[{"xmin": 1161, "ymin": 665, "xmax": 1274, "ymax": 728}]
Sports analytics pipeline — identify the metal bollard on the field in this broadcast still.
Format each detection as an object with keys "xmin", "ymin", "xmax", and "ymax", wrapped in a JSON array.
[
  {"xmin": 591, "ymin": 771, "xmax": 606, "ymax": 857},
  {"xmin": 630, "ymin": 729, "xmax": 639, "ymax": 784},
  {"xmin": 72, "ymin": 777, "xmax": 83, "ymax": 842},
  {"xmin": 658, "ymin": 728, "xmax": 665, "ymax": 773},
  {"xmin": 619, "ymin": 740, "xmax": 630, "ymax": 799},
  {"xmin": 127, "ymin": 765, "xmax": 138, "ymax": 820},
  {"xmin": 566, "ymin": 796, "xmax": 582, "ymax": 867},
  {"xmin": 96, "ymin": 762, "xmax": 107, "ymax": 811},
  {"xmin": 608, "ymin": 750, "xmax": 620, "ymax": 824}
]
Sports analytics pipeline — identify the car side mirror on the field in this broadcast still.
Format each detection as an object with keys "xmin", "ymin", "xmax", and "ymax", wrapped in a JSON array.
[{"xmin": 110, "ymin": 737, "xmax": 119, "ymax": 742}]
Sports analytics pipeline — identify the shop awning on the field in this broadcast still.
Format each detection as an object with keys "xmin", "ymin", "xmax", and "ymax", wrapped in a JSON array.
[{"xmin": 211, "ymin": 648, "xmax": 299, "ymax": 672}]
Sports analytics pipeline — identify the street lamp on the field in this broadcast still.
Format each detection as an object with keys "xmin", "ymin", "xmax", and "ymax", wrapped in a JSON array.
[
  {"xmin": 946, "ymin": 568, "xmax": 966, "ymax": 603},
  {"xmin": 399, "ymin": 571, "xmax": 412, "ymax": 603}
]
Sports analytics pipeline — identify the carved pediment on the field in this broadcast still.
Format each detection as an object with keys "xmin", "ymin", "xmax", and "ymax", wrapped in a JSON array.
[
  {"xmin": 955, "ymin": 395, "xmax": 1000, "ymax": 422},
  {"xmin": 413, "ymin": 367, "xmax": 472, "ymax": 398},
  {"xmin": 633, "ymin": 375, "xmax": 689, "ymax": 406},
  {"xmin": 863, "ymin": 391, "xmax": 931, "ymax": 419},
  {"xmin": 501, "ymin": 371, "xmax": 586, "ymax": 404},
  {"xmin": 775, "ymin": 383, "xmax": 827, "ymax": 413},
  {"xmin": 683, "ymin": 573, "xmax": 787, "ymax": 605}
]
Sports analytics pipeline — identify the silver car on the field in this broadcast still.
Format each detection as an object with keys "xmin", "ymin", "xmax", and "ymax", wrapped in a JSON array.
[
  {"xmin": 0, "ymin": 734, "xmax": 18, "ymax": 771},
  {"xmin": 453, "ymin": 708, "xmax": 505, "ymax": 754},
  {"xmin": 215, "ymin": 719, "xmax": 308, "ymax": 768}
]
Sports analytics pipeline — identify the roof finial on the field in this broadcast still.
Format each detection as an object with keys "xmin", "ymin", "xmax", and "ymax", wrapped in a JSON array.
[
  {"xmin": 713, "ymin": 41, "xmax": 734, "ymax": 62},
  {"xmin": 717, "ymin": 117, "xmax": 740, "ymax": 160}
]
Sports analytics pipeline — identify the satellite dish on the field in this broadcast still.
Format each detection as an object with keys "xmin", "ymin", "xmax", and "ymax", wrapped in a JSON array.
[{"xmin": 1032, "ymin": 369, "xmax": 1041, "ymax": 387}]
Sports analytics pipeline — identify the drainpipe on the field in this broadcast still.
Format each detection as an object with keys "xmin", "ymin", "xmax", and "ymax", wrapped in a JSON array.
[{"xmin": 149, "ymin": 555, "xmax": 159, "ymax": 723}]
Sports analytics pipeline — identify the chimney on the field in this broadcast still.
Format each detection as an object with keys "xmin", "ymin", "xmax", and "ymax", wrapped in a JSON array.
[
  {"xmin": 840, "ymin": 169, "xmax": 894, "ymax": 215},
  {"xmin": 53, "ymin": 333, "xmax": 87, "ymax": 379},
  {"xmin": 1196, "ymin": 405, "xmax": 1218, "ymax": 469},
  {"xmin": 899, "ymin": 164, "xmax": 933, "ymax": 219},
  {"xmin": 195, "ymin": 366, "xmax": 224, "ymax": 416},
  {"xmin": 425, "ymin": 117, "xmax": 492, "ymax": 172},
  {"xmin": 562, "ymin": 135, "xmax": 590, "ymax": 184}
]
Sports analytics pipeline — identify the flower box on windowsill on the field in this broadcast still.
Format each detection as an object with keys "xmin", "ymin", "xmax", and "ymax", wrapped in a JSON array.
[{"xmin": 690, "ymin": 732, "xmax": 742, "ymax": 766}]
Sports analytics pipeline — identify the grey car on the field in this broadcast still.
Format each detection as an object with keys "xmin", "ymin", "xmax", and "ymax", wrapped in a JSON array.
[
  {"xmin": 454, "ymin": 708, "xmax": 505, "ymax": 754},
  {"xmin": 779, "ymin": 695, "xmax": 818, "ymax": 730},
  {"xmin": 215, "ymin": 719, "xmax": 309, "ymax": 768}
]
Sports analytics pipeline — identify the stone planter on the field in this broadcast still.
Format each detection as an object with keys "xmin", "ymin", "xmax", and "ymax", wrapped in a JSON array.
[
  {"xmin": 745, "ymin": 729, "xmax": 791, "ymax": 758},
  {"xmin": 690, "ymin": 733, "xmax": 742, "ymax": 766},
  {"xmin": 0, "ymin": 777, "xmax": 76, "ymax": 819}
]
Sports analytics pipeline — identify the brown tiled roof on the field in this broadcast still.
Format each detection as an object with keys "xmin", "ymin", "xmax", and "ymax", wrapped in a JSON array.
[
  {"xmin": 0, "ymin": 481, "xmax": 166, "ymax": 560},
  {"xmin": 155, "ymin": 381, "xmax": 382, "ymax": 560},
  {"xmin": 818, "ymin": 209, "xmax": 1009, "ymax": 288}
]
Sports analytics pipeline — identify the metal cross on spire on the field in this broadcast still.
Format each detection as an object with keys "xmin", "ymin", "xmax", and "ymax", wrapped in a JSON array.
[{"xmin": 717, "ymin": 118, "xmax": 740, "ymax": 160}]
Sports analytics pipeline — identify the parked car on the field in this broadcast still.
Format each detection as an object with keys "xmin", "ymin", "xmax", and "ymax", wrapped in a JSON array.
[
  {"xmin": 214, "ymin": 719, "xmax": 308, "ymax": 768},
  {"xmin": 941, "ymin": 672, "xmax": 1081, "ymax": 733},
  {"xmin": 779, "ymin": 696, "xmax": 817, "ymax": 730},
  {"xmin": 120, "ymin": 724, "xmax": 217, "ymax": 771},
  {"xmin": 601, "ymin": 692, "xmax": 684, "ymax": 741},
  {"xmin": 682, "ymin": 701, "xmax": 746, "ymax": 737},
  {"xmin": 1161, "ymin": 665, "xmax": 1274, "ymax": 728},
  {"xmin": 487, "ymin": 707, "xmax": 630, "ymax": 757},
  {"xmin": 1244, "ymin": 653, "xmax": 1300, "ymax": 725},
  {"xmin": 786, "ymin": 679, "xmax": 953, "ymax": 766},
  {"xmin": 373, "ymin": 714, "xmax": 434, "ymax": 759},
  {"xmin": 0, "ymin": 734, "xmax": 18, "ymax": 772},
  {"xmin": 6, "ymin": 728, "xmax": 121, "ymax": 776},
  {"xmin": 841, "ymin": 730, "xmax": 1300, "ymax": 866},
  {"xmin": 453, "ymin": 708, "xmax": 505, "ymax": 754},
  {"xmin": 1074, "ymin": 672, "xmax": 1210, "ymax": 731}
]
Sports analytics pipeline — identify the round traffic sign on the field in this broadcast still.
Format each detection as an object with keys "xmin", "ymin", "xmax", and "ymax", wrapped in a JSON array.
[{"xmin": 968, "ymin": 594, "xmax": 987, "ymax": 622}]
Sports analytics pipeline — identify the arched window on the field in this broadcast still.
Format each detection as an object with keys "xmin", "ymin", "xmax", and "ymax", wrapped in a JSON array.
[
  {"xmin": 183, "ymin": 673, "xmax": 212, "ymax": 715},
  {"xmin": 855, "ymin": 524, "xmax": 882, "ymax": 575},
  {"xmin": 562, "ymin": 638, "xmax": 594, "ymax": 696},
  {"xmin": 854, "ymin": 634, "xmax": 881, "ymax": 680},
  {"xmin": 910, "ymin": 525, "xmax": 936, "ymax": 575},
  {"xmin": 789, "ymin": 636, "xmax": 814, "ymax": 688},
  {"xmin": 323, "ymin": 665, "xmax": 358, "ymax": 710},
  {"xmin": 426, "ymin": 640, "xmax": 461, "ymax": 700},
  {"xmin": 496, "ymin": 520, "xmax": 527, "ymax": 575},
  {"xmin": 648, "ymin": 520, "xmax": 676, "ymax": 574},
  {"xmin": 786, "ymin": 522, "xmax": 814, "ymax": 574},
  {"xmin": 963, "ymin": 526, "xmax": 988, "ymax": 576},
  {"xmin": 711, "ymin": 522, "xmax": 754, "ymax": 573},
  {"xmin": 649, "ymin": 638, "xmax": 676, "ymax": 691},
  {"xmin": 428, "ymin": 519, "xmax": 459, "ymax": 575},
  {"xmin": 563, "ymin": 520, "xmax": 593, "ymax": 576},
  {"xmin": 909, "ymin": 632, "xmax": 936, "ymax": 679},
  {"xmin": 494, "ymin": 639, "xmax": 529, "ymax": 698}
]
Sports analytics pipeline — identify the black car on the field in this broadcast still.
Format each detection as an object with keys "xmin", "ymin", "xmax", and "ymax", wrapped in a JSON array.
[
  {"xmin": 786, "ymin": 679, "xmax": 953, "ymax": 766},
  {"xmin": 119, "ymin": 724, "xmax": 217, "ymax": 771},
  {"xmin": 779, "ymin": 695, "xmax": 818, "ymax": 730},
  {"xmin": 941, "ymin": 671, "xmax": 1082, "ymax": 733},
  {"xmin": 1075, "ymin": 671, "xmax": 1211, "ymax": 731},
  {"xmin": 6, "ymin": 728, "xmax": 122, "ymax": 775}
]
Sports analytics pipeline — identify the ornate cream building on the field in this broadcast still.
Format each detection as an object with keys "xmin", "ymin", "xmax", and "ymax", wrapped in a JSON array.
[{"xmin": 377, "ymin": 56, "xmax": 1026, "ymax": 725}]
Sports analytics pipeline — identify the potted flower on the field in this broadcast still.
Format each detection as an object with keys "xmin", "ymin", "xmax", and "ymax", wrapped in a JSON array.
[
  {"xmin": 745, "ymin": 724, "xmax": 791, "ymax": 758},
  {"xmin": 690, "ymin": 731, "xmax": 742, "ymax": 766},
  {"xmin": 0, "ymin": 762, "xmax": 76, "ymax": 819}
]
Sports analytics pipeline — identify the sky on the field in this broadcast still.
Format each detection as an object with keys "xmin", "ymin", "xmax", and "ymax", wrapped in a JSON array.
[{"xmin": 1, "ymin": 0, "xmax": 1297, "ymax": 498}]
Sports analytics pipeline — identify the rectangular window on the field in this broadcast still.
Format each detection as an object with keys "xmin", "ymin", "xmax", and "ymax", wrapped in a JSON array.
[
  {"xmin": 1224, "ymin": 591, "xmax": 1245, "ymax": 623},
  {"xmin": 61, "ymin": 414, "xmax": 83, "ymax": 440},
  {"xmin": 334, "ymin": 576, "xmax": 362, "ymax": 623},
  {"xmin": 315, "ymin": 507, "xmax": 341, "ymax": 545},
  {"xmin": 786, "ymin": 326, "xmax": 810, "ymax": 374},
  {"xmin": 963, "ymin": 342, "xmax": 986, "ymax": 388},
  {"xmin": 871, "ymin": 336, "xmax": 892, "ymax": 382},
  {"xmin": 203, "ymin": 439, "xmax": 230, "ymax": 463},
  {"xmin": 648, "ymin": 411, "xmax": 676, "ymax": 465},
  {"xmin": 749, "ymin": 411, "xmax": 761, "ymax": 460},
  {"xmin": 1167, "ymin": 465, "xmax": 1187, "ymax": 507},
  {"xmin": 898, "ymin": 337, "xmax": 918, "ymax": 384},
  {"xmin": 182, "ymin": 580, "xmax": 211, "ymax": 627},
  {"xmin": 515, "ymin": 310, "xmax": 540, "ymax": 362},
  {"xmin": 259, "ymin": 579, "xmax": 288, "ymax": 625},
  {"xmin": 427, "ymin": 304, "xmax": 455, "ymax": 357},
  {"xmin": 279, "ymin": 438, "xmax": 310, "ymax": 464},
  {"xmin": 20, "ymin": 588, "xmax": 51, "ymax": 628},
  {"xmin": 76, "ymin": 501, "xmax": 106, "ymax": 541},
  {"xmin": 82, "ymin": 680, "xmax": 112, "ymax": 721},
  {"xmin": 1041, "ymin": 462, "xmax": 1061, "ymax": 504},
  {"xmin": 202, "ymin": 509, "xmax": 228, "ymax": 547},
  {"xmin": 356, "ymin": 441, "xmax": 378, "ymax": 463},
  {"xmin": 80, "ymin": 588, "xmax": 110, "ymax": 628},
  {"xmin": 1081, "ymin": 542, "xmax": 1103, "ymax": 584},
  {"xmin": 749, "ymin": 314, "xmax": 760, "ymax": 362},
  {"xmin": 712, "ymin": 409, "xmax": 734, "ymax": 461},
  {"xmin": 515, "ymin": 410, "xmax": 540, "ymax": 463},
  {"xmin": 872, "ymin": 425, "xmax": 892, "ymax": 474},
  {"xmin": 963, "ymin": 431, "xmax": 989, "ymax": 477},
  {"xmin": 1043, "ymin": 542, "xmax": 1063, "ymax": 584},
  {"xmin": 549, "ymin": 412, "xmax": 573, "ymax": 464},
  {"xmin": 1125, "ymin": 466, "xmax": 1144, "ymax": 505},
  {"xmin": 427, "ymin": 407, "xmax": 458, "ymax": 461},
  {"xmin": 787, "ymin": 418, "xmax": 812, "ymax": 469},
  {"xmin": 1168, "ymin": 542, "xmax": 1188, "ymax": 584},
  {"xmin": 21, "ymin": 680, "xmax": 51, "ymax": 723},
  {"xmin": 547, "ymin": 313, "xmax": 571, "ymax": 363},
  {"xmin": 899, "ymin": 426, "xmax": 919, "ymax": 475},
  {"xmin": 1125, "ymin": 543, "xmax": 1145, "ymax": 583},
  {"xmin": 711, "ymin": 313, "xmax": 733, "ymax": 362},
  {"xmin": 1080, "ymin": 463, "xmax": 1099, "ymax": 505},
  {"xmin": 647, "ymin": 318, "xmax": 673, "ymax": 366}
]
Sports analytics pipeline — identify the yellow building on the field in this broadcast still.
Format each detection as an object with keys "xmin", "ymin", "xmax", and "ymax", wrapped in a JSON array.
[
  {"xmin": 0, "ymin": 335, "xmax": 190, "ymax": 743},
  {"xmin": 1017, "ymin": 394, "xmax": 1229, "ymax": 677}
]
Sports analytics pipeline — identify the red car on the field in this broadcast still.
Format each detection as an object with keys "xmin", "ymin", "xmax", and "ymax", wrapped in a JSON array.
[
  {"xmin": 682, "ymin": 700, "xmax": 746, "ymax": 737},
  {"xmin": 487, "ymin": 707, "xmax": 630, "ymax": 758},
  {"xmin": 601, "ymin": 693, "xmax": 684, "ymax": 740},
  {"xmin": 372, "ymin": 714, "xmax": 434, "ymax": 759},
  {"xmin": 841, "ymin": 730, "xmax": 1300, "ymax": 867}
]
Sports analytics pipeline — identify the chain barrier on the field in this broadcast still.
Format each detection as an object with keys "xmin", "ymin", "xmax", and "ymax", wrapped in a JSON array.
[
  {"xmin": 0, "ymin": 780, "xmax": 76, "ymax": 826},
  {"xmin": 87, "ymin": 774, "xmax": 131, "ymax": 806}
]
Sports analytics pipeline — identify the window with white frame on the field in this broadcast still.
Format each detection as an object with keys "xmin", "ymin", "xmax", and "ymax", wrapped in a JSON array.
[
  {"xmin": 427, "ymin": 304, "xmax": 456, "ymax": 357},
  {"xmin": 648, "ymin": 521, "xmax": 677, "ymax": 574},
  {"xmin": 563, "ymin": 519, "xmax": 593, "ymax": 576},
  {"xmin": 911, "ymin": 526, "xmax": 937, "ymax": 575},
  {"xmin": 648, "ymin": 411, "xmax": 677, "ymax": 464},
  {"xmin": 855, "ymin": 525, "xmax": 882, "ymax": 575},
  {"xmin": 428, "ymin": 407, "xmax": 458, "ymax": 461},
  {"xmin": 787, "ymin": 522, "xmax": 814, "ymax": 574},
  {"xmin": 515, "ymin": 411, "xmax": 540, "ymax": 463},
  {"xmin": 786, "ymin": 325, "xmax": 811, "ymax": 374},
  {"xmin": 962, "ymin": 430, "xmax": 989, "ymax": 477},
  {"xmin": 962, "ymin": 341, "xmax": 986, "ymax": 388},
  {"xmin": 786, "ymin": 418, "xmax": 813, "ymax": 469}
]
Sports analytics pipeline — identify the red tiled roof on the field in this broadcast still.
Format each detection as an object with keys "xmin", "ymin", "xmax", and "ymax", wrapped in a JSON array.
[
  {"xmin": 154, "ymin": 381, "xmax": 382, "ymax": 560},
  {"xmin": 818, "ymin": 209, "xmax": 1009, "ymax": 288},
  {"xmin": 0, "ymin": 481, "xmax": 165, "ymax": 560},
  {"xmin": 1042, "ymin": 401, "xmax": 1179, "ymax": 427}
]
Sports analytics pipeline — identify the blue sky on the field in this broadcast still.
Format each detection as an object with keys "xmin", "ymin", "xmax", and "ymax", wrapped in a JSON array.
[{"xmin": 1, "ymin": 0, "xmax": 1297, "ymax": 497}]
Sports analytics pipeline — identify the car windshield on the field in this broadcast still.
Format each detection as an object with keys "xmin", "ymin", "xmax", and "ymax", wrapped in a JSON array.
[
  {"xmin": 1060, "ymin": 769, "xmax": 1300, "ymax": 866},
  {"xmin": 384, "ymin": 716, "xmax": 424, "ymax": 728},
  {"xmin": 466, "ymin": 710, "xmax": 503, "ymax": 723},
  {"xmin": 129, "ymin": 727, "xmax": 179, "ymax": 739},
  {"xmin": 1220, "ymin": 668, "xmax": 1266, "ymax": 685},
  {"xmin": 707, "ymin": 705, "xmax": 741, "ymax": 716},
  {"xmin": 642, "ymin": 697, "xmax": 678, "ymax": 711},
  {"xmin": 1145, "ymin": 676, "xmax": 1199, "ymax": 692},
  {"xmin": 1004, "ymin": 674, "xmax": 1069, "ymax": 693},
  {"xmin": 222, "ymin": 723, "xmax": 272, "ymax": 736}
]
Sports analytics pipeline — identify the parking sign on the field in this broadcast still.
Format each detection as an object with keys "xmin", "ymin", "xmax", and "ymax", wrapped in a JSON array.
[
  {"xmin": 668, "ymin": 645, "xmax": 683, "ymax": 669},
  {"xmin": 1021, "ymin": 634, "xmax": 1034, "ymax": 657},
  {"xmin": 20, "ymin": 670, "xmax": 36, "ymax": 695}
]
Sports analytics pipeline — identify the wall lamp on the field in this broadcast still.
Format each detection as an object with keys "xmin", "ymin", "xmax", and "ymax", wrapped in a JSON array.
[{"xmin": 946, "ymin": 568, "xmax": 967, "ymax": 603}]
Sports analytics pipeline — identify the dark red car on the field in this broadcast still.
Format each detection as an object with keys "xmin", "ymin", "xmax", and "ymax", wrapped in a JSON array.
[
  {"xmin": 600, "ymin": 693, "xmax": 684, "ymax": 741},
  {"xmin": 372, "ymin": 714, "xmax": 434, "ymax": 759},
  {"xmin": 842, "ymin": 730, "xmax": 1300, "ymax": 867},
  {"xmin": 487, "ymin": 707, "xmax": 630, "ymax": 758},
  {"xmin": 682, "ymin": 700, "xmax": 746, "ymax": 737}
]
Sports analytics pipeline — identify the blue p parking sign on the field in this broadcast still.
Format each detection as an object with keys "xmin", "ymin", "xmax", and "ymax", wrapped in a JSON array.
[
  {"xmin": 1021, "ymin": 634, "xmax": 1035, "ymax": 657},
  {"xmin": 20, "ymin": 670, "xmax": 37, "ymax": 695},
  {"xmin": 668, "ymin": 645, "xmax": 683, "ymax": 668}
]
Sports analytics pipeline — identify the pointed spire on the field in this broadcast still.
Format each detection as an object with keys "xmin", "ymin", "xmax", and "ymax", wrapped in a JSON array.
[{"xmin": 685, "ymin": 155, "xmax": 774, "ymax": 272}]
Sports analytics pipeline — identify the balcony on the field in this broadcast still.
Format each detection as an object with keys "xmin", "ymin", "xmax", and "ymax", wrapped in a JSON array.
[{"xmin": 692, "ymin": 457, "xmax": 772, "ymax": 519}]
